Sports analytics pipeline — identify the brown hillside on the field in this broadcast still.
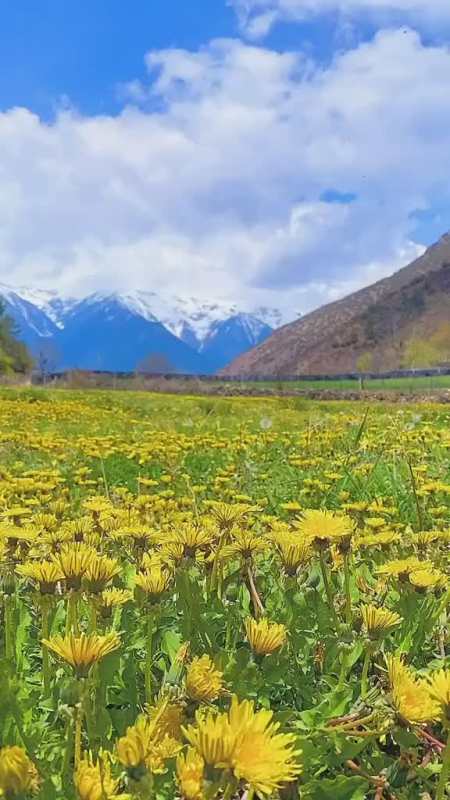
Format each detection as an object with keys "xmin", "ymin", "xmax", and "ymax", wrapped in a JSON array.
[{"xmin": 222, "ymin": 233, "xmax": 450, "ymax": 376}]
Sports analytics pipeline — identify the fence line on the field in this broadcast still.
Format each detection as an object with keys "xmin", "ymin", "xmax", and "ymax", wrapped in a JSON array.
[{"xmin": 33, "ymin": 366, "xmax": 450, "ymax": 385}]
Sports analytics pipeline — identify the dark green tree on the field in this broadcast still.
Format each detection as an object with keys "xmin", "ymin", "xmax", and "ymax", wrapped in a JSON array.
[{"xmin": 0, "ymin": 300, "xmax": 33, "ymax": 374}]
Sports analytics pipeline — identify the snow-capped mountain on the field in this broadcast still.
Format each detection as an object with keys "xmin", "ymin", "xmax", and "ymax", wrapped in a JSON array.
[
  {"xmin": 200, "ymin": 314, "xmax": 274, "ymax": 372},
  {"xmin": 0, "ymin": 284, "xmax": 59, "ymax": 343},
  {"xmin": 0, "ymin": 285, "xmax": 286, "ymax": 373},
  {"xmin": 0, "ymin": 284, "xmax": 78, "ymax": 330},
  {"xmin": 70, "ymin": 291, "xmax": 282, "ymax": 351},
  {"xmin": 55, "ymin": 293, "xmax": 207, "ymax": 373}
]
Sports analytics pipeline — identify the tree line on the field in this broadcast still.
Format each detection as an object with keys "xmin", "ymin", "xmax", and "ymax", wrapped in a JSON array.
[
  {"xmin": 0, "ymin": 300, "xmax": 33, "ymax": 374},
  {"xmin": 356, "ymin": 321, "xmax": 450, "ymax": 374}
]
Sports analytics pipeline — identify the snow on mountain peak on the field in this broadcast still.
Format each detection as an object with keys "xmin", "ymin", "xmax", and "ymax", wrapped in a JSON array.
[
  {"xmin": 86, "ymin": 290, "xmax": 283, "ymax": 346},
  {"xmin": 0, "ymin": 283, "xmax": 287, "ymax": 342},
  {"xmin": 0, "ymin": 283, "xmax": 292, "ymax": 372},
  {"xmin": 0, "ymin": 284, "xmax": 78, "ymax": 329}
]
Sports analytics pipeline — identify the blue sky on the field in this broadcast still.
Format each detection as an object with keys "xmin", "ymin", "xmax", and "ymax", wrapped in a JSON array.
[
  {"xmin": 0, "ymin": 1, "xmax": 236, "ymax": 117},
  {"xmin": 0, "ymin": 1, "xmax": 349, "ymax": 117},
  {"xmin": 0, "ymin": 0, "xmax": 449, "ymax": 315}
]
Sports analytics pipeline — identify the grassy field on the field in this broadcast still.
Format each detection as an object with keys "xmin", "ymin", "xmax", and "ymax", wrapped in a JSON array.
[
  {"xmin": 242, "ymin": 374, "xmax": 450, "ymax": 393},
  {"xmin": 0, "ymin": 386, "xmax": 449, "ymax": 800}
]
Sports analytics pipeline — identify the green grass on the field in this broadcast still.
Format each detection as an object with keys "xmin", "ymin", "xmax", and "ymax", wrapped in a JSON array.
[
  {"xmin": 0, "ymin": 386, "xmax": 449, "ymax": 799},
  {"xmin": 237, "ymin": 373, "xmax": 450, "ymax": 392}
]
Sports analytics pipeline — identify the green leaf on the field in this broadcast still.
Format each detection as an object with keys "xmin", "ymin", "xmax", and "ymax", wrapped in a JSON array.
[
  {"xmin": 303, "ymin": 775, "xmax": 369, "ymax": 799},
  {"xmin": 161, "ymin": 629, "xmax": 183, "ymax": 664}
]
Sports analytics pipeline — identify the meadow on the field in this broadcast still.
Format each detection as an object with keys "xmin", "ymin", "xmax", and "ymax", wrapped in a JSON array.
[
  {"xmin": 0, "ymin": 387, "xmax": 448, "ymax": 800},
  {"xmin": 248, "ymin": 374, "xmax": 450, "ymax": 393}
]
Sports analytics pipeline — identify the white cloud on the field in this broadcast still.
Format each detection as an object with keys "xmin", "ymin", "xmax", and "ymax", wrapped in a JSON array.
[
  {"xmin": 0, "ymin": 30, "xmax": 449, "ymax": 317},
  {"xmin": 233, "ymin": 0, "xmax": 450, "ymax": 38}
]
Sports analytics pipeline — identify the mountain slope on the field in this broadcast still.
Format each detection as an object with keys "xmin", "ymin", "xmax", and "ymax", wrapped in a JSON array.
[
  {"xmin": 201, "ymin": 314, "xmax": 273, "ymax": 371},
  {"xmin": 54, "ymin": 294, "xmax": 210, "ymax": 373},
  {"xmin": 222, "ymin": 233, "xmax": 450, "ymax": 376},
  {"xmin": 79, "ymin": 291, "xmax": 280, "ymax": 354},
  {"xmin": 0, "ymin": 286, "xmax": 281, "ymax": 374},
  {"xmin": 0, "ymin": 285, "xmax": 60, "ymax": 347}
]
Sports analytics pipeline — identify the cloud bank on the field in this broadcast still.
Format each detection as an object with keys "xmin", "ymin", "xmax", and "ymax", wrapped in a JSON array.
[
  {"xmin": 233, "ymin": 0, "xmax": 450, "ymax": 38},
  {"xmin": 0, "ymin": 28, "xmax": 448, "ymax": 316}
]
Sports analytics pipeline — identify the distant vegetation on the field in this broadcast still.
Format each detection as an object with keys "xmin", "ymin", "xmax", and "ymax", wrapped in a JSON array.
[
  {"xmin": 223, "ymin": 233, "xmax": 450, "ymax": 377},
  {"xmin": 0, "ymin": 300, "xmax": 33, "ymax": 374},
  {"xmin": 402, "ymin": 321, "xmax": 450, "ymax": 368}
]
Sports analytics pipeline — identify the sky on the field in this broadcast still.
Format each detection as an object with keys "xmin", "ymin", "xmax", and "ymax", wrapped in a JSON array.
[{"xmin": 1, "ymin": 1, "xmax": 450, "ymax": 319}]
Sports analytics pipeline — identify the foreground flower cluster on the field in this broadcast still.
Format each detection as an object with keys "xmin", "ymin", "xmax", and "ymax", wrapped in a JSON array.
[{"xmin": 0, "ymin": 388, "xmax": 448, "ymax": 799}]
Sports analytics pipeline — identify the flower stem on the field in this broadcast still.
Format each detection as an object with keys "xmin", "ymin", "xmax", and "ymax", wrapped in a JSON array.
[
  {"xmin": 74, "ymin": 679, "xmax": 87, "ymax": 772},
  {"xmin": 89, "ymin": 601, "xmax": 97, "ymax": 633},
  {"xmin": 62, "ymin": 714, "xmax": 73, "ymax": 788},
  {"xmin": 436, "ymin": 729, "xmax": 450, "ymax": 800},
  {"xmin": 246, "ymin": 564, "xmax": 264, "ymax": 618},
  {"xmin": 222, "ymin": 779, "xmax": 237, "ymax": 800},
  {"xmin": 145, "ymin": 611, "xmax": 154, "ymax": 704},
  {"xmin": 74, "ymin": 700, "xmax": 83, "ymax": 772},
  {"xmin": 41, "ymin": 598, "xmax": 51, "ymax": 696},
  {"xmin": 319, "ymin": 550, "xmax": 338, "ymax": 628},
  {"xmin": 343, "ymin": 552, "xmax": 353, "ymax": 626},
  {"xmin": 66, "ymin": 591, "xmax": 79, "ymax": 635},
  {"xmin": 338, "ymin": 649, "xmax": 348, "ymax": 690},
  {"xmin": 360, "ymin": 646, "xmax": 373, "ymax": 699},
  {"xmin": 4, "ymin": 593, "xmax": 15, "ymax": 664}
]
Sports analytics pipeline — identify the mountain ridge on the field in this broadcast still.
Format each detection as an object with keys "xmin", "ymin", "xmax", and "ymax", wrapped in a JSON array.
[
  {"xmin": 222, "ymin": 233, "xmax": 450, "ymax": 376},
  {"xmin": 0, "ymin": 284, "xmax": 286, "ymax": 373}
]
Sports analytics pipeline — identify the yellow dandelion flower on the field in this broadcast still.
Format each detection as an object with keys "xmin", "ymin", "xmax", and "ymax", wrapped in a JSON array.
[
  {"xmin": 280, "ymin": 501, "xmax": 303, "ymax": 514},
  {"xmin": 62, "ymin": 517, "xmax": 94, "ymax": 543},
  {"xmin": 167, "ymin": 526, "xmax": 215, "ymax": 558},
  {"xmin": 0, "ymin": 524, "xmax": 37, "ymax": 548},
  {"xmin": 355, "ymin": 531, "xmax": 400, "ymax": 549},
  {"xmin": 176, "ymin": 749, "xmax": 204, "ymax": 800},
  {"xmin": 141, "ymin": 551, "xmax": 165, "ymax": 571},
  {"xmin": 377, "ymin": 557, "xmax": 429, "ymax": 580},
  {"xmin": 186, "ymin": 655, "xmax": 224, "ymax": 703},
  {"xmin": 273, "ymin": 533, "xmax": 312, "ymax": 576},
  {"xmin": 32, "ymin": 512, "xmax": 58, "ymax": 532},
  {"xmin": 296, "ymin": 509, "xmax": 354, "ymax": 548},
  {"xmin": 116, "ymin": 716, "xmax": 181, "ymax": 774},
  {"xmin": 183, "ymin": 710, "xmax": 236, "ymax": 768},
  {"xmin": 411, "ymin": 531, "xmax": 441, "ymax": 548},
  {"xmin": 135, "ymin": 567, "xmax": 172, "ymax": 601},
  {"xmin": 229, "ymin": 697, "xmax": 301, "ymax": 795},
  {"xmin": 207, "ymin": 501, "xmax": 258, "ymax": 531},
  {"xmin": 386, "ymin": 656, "xmax": 438, "ymax": 724},
  {"xmin": 365, "ymin": 517, "xmax": 387, "ymax": 531},
  {"xmin": 16, "ymin": 560, "xmax": 63, "ymax": 594},
  {"xmin": 220, "ymin": 531, "xmax": 267, "ymax": 561},
  {"xmin": 360, "ymin": 604, "xmax": 402, "ymax": 640},
  {"xmin": 101, "ymin": 588, "xmax": 132, "ymax": 609},
  {"xmin": 184, "ymin": 695, "xmax": 301, "ymax": 793},
  {"xmin": 146, "ymin": 736, "xmax": 182, "ymax": 774},
  {"xmin": 146, "ymin": 698, "xmax": 184, "ymax": 741},
  {"xmin": 427, "ymin": 670, "xmax": 450, "ymax": 727},
  {"xmin": 245, "ymin": 617, "xmax": 287, "ymax": 656},
  {"xmin": 111, "ymin": 525, "xmax": 157, "ymax": 547},
  {"xmin": 74, "ymin": 752, "xmax": 118, "ymax": 800},
  {"xmin": 52, "ymin": 543, "xmax": 96, "ymax": 590},
  {"xmin": 0, "ymin": 746, "xmax": 39, "ymax": 798},
  {"xmin": 116, "ymin": 718, "xmax": 149, "ymax": 769},
  {"xmin": 42, "ymin": 632, "xmax": 120, "ymax": 678},
  {"xmin": 2, "ymin": 507, "xmax": 32, "ymax": 524},
  {"xmin": 159, "ymin": 542, "xmax": 185, "ymax": 567},
  {"xmin": 409, "ymin": 568, "xmax": 447, "ymax": 591},
  {"xmin": 84, "ymin": 554, "xmax": 121, "ymax": 594},
  {"xmin": 82, "ymin": 497, "xmax": 111, "ymax": 515}
]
